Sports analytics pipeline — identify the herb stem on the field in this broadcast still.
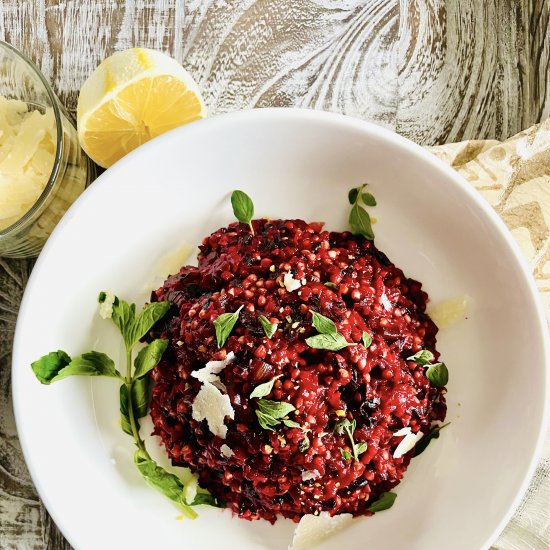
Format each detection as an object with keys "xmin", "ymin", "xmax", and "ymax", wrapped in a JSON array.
[{"xmin": 125, "ymin": 348, "xmax": 148, "ymax": 456}]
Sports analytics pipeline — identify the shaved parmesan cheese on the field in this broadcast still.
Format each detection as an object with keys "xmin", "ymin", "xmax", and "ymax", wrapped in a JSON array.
[
  {"xmin": 290, "ymin": 512, "xmax": 354, "ymax": 550},
  {"xmin": 182, "ymin": 474, "xmax": 198, "ymax": 504},
  {"xmin": 191, "ymin": 352, "xmax": 235, "ymax": 384},
  {"xmin": 284, "ymin": 272, "xmax": 303, "ymax": 292},
  {"xmin": 0, "ymin": 97, "xmax": 56, "ymax": 230},
  {"xmin": 301, "ymin": 470, "xmax": 320, "ymax": 482},
  {"xmin": 428, "ymin": 296, "xmax": 469, "ymax": 328},
  {"xmin": 192, "ymin": 382, "xmax": 235, "ymax": 438},
  {"xmin": 380, "ymin": 293, "xmax": 392, "ymax": 311},
  {"xmin": 220, "ymin": 444, "xmax": 234, "ymax": 458},
  {"xmin": 393, "ymin": 427, "xmax": 423, "ymax": 459}
]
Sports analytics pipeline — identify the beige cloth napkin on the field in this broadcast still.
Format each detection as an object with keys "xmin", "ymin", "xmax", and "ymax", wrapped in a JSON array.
[{"xmin": 431, "ymin": 121, "xmax": 550, "ymax": 550}]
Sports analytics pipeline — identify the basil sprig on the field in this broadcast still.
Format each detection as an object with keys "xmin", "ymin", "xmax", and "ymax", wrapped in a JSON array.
[
  {"xmin": 30, "ymin": 292, "xmax": 220, "ymax": 518},
  {"xmin": 213, "ymin": 305, "xmax": 243, "ymax": 348},
  {"xmin": 407, "ymin": 349, "xmax": 449, "ymax": 387},
  {"xmin": 231, "ymin": 190, "xmax": 254, "ymax": 234},
  {"xmin": 348, "ymin": 184, "xmax": 375, "ymax": 240},
  {"xmin": 334, "ymin": 418, "xmax": 367, "ymax": 461},
  {"xmin": 306, "ymin": 310, "xmax": 354, "ymax": 351},
  {"xmin": 367, "ymin": 491, "xmax": 397, "ymax": 513}
]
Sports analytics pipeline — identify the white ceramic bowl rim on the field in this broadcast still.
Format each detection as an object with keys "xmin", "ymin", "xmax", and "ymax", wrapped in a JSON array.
[{"xmin": 12, "ymin": 108, "xmax": 549, "ymax": 549}]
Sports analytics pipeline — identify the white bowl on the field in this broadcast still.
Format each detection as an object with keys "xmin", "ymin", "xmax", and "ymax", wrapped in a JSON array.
[{"xmin": 12, "ymin": 109, "xmax": 549, "ymax": 550}]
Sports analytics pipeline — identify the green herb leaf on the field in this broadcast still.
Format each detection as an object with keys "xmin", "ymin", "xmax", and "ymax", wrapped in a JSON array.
[
  {"xmin": 283, "ymin": 419, "xmax": 302, "ymax": 429},
  {"xmin": 348, "ymin": 187, "xmax": 360, "ymax": 205},
  {"xmin": 191, "ymin": 491, "xmax": 221, "ymax": 507},
  {"xmin": 257, "ymin": 399, "xmax": 296, "ymax": 419},
  {"xmin": 231, "ymin": 190, "xmax": 255, "ymax": 233},
  {"xmin": 407, "ymin": 349, "xmax": 434, "ymax": 366},
  {"xmin": 214, "ymin": 305, "xmax": 243, "ymax": 348},
  {"xmin": 119, "ymin": 384, "xmax": 134, "ymax": 436},
  {"xmin": 361, "ymin": 192, "xmax": 377, "ymax": 206},
  {"xmin": 256, "ymin": 410, "xmax": 280, "ymax": 431},
  {"xmin": 354, "ymin": 441, "xmax": 368, "ymax": 456},
  {"xmin": 127, "ymin": 302, "xmax": 171, "ymax": 350},
  {"xmin": 311, "ymin": 310, "xmax": 337, "ymax": 334},
  {"xmin": 362, "ymin": 331, "xmax": 372, "ymax": 348},
  {"xmin": 340, "ymin": 448, "xmax": 352, "ymax": 460},
  {"xmin": 425, "ymin": 362, "xmax": 449, "ymax": 387},
  {"xmin": 134, "ymin": 339, "xmax": 169, "ymax": 379},
  {"xmin": 109, "ymin": 296, "xmax": 135, "ymax": 343},
  {"xmin": 299, "ymin": 435, "xmax": 310, "ymax": 452},
  {"xmin": 306, "ymin": 332, "xmax": 353, "ymax": 351},
  {"xmin": 349, "ymin": 203, "xmax": 374, "ymax": 240},
  {"xmin": 414, "ymin": 423, "xmax": 450, "ymax": 456},
  {"xmin": 134, "ymin": 450, "xmax": 197, "ymax": 518},
  {"xmin": 250, "ymin": 375, "xmax": 282, "ymax": 399},
  {"xmin": 31, "ymin": 350, "xmax": 71, "ymax": 384},
  {"xmin": 324, "ymin": 282, "xmax": 339, "ymax": 290},
  {"xmin": 258, "ymin": 315, "xmax": 277, "ymax": 339},
  {"xmin": 334, "ymin": 418, "xmax": 355, "ymax": 435},
  {"xmin": 50, "ymin": 351, "xmax": 121, "ymax": 382},
  {"xmin": 132, "ymin": 376, "xmax": 152, "ymax": 418},
  {"xmin": 367, "ymin": 491, "xmax": 397, "ymax": 513}
]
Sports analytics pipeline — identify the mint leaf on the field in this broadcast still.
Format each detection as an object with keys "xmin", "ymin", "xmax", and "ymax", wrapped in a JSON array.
[
  {"xmin": 334, "ymin": 418, "xmax": 355, "ymax": 436},
  {"xmin": 362, "ymin": 331, "xmax": 372, "ymax": 348},
  {"xmin": 213, "ymin": 305, "xmax": 243, "ymax": 348},
  {"xmin": 348, "ymin": 187, "xmax": 360, "ymax": 205},
  {"xmin": 283, "ymin": 419, "xmax": 302, "ymax": 429},
  {"xmin": 354, "ymin": 441, "xmax": 368, "ymax": 456},
  {"xmin": 306, "ymin": 332, "xmax": 353, "ymax": 351},
  {"xmin": 132, "ymin": 376, "xmax": 152, "ymax": 418},
  {"xmin": 349, "ymin": 203, "xmax": 374, "ymax": 240},
  {"xmin": 231, "ymin": 190, "xmax": 254, "ymax": 233},
  {"xmin": 51, "ymin": 351, "xmax": 121, "ymax": 382},
  {"xmin": 127, "ymin": 302, "xmax": 171, "ymax": 350},
  {"xmin": 340, "ymin": 449, "xmax": 352, "ymax": 460},
  {"xmin": 299, "ymin": 435, "xmax": 310, "ymax": 452},
  {"xmin": 324, "ymin": 282, "xmax": 338, "ymax": 290},
  {"xmin": 367, "ymin": 491, "xmax": 397, "ymax": 513},
  {"xmin": 134, "ymin": 450, "xmax": 197, "ymax": 519},
  {"xmin": 407, "ymin": 349, "xmax": 434, "ymax": 366},
  {"xmin": 311, "ymin": 310, "xmax": 337, "ymax": 334},
  {"xmin": 414, "ymin": 423, "xmax": 450, "ymax": 456},
  {"xmin": 362, "ymin": 192, "xmax": 377, "ymax": 206},
  {"xmin": 258, "ymin": 315, "xmax": 277, "ymax": 339},
  {"xmin": 120, "ymin": 384, "xmax": 134, "ymax": 436},
  {"xmin": 31, "ymin": 350, "xmax": 71, "ymax": 384},
  {"xmin": 134, "ymin": 339, "xmax": 169, "ymax": 379},
  {"xmin": 257, "ymin": 399, "xmax": 296, "ymax": 419},
  {"xmin": 425, "ymin": 362, "xmax": 449, "ymax": 387},
  {"xmin": 109, "ymin": 296, "xmax": 136, "ymax": 345},
  {"xmin": 250, "ymin": 375, "xmax": 282, "ymax": 399},
  {"xmin": 256, "ymin": 410, "xmax": 281, "ymax": 431},
  {"xmin": 192, "ymin": 491, "xmax": 221, "ymax": 507}
]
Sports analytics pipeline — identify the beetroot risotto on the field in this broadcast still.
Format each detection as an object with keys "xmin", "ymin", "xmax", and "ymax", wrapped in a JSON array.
[{"xmin": 148, "ymin": 216, "xmax": 448, "ymax": 523}]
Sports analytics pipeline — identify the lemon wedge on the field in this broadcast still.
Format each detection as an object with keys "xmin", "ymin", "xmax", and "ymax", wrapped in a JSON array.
[{"xmin": 77, "ymin": 48, "xmax": 206, "ymax": 168}]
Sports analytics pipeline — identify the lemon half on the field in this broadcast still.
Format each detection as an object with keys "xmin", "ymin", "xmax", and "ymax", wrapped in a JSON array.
[{"xmin": 77, "ymin": 48, "xmax": 206, "ymax": 168}]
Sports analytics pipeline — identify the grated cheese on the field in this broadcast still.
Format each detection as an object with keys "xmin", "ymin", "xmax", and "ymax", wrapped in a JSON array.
[
  {"xmin": 191, "ymin": 352, "xmax": 235, "ymax": 384},
  {"xmin": 427, "ymin": 296, "xmax": 469, "ymax": 328},
  {"xmin": 98, "ymin": 290, "xmax": 116, "ymax": 319},
  {"xmin": 220, "ymin": 444, "xmax": 234, "ymax": 458},
  {"xmin": 191, "ymin": 382, "xmax": 235, "ymax": 439}
]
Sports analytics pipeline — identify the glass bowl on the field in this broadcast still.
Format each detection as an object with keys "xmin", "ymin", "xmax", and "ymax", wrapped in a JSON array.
[{"xmin": 0, "ymin": 40, "xmax": 94, "ymax": 258}]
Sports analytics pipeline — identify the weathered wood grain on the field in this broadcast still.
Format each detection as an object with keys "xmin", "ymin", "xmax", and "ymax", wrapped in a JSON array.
[{"xmin": 0, "ymin": 1, "xmax": 548, "ymax": 549}]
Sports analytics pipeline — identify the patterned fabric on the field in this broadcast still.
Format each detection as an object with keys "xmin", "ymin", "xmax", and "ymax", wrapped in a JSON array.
[{"xmin": 431, "ymin": 122, "xmax": 550, "ymax": 550}]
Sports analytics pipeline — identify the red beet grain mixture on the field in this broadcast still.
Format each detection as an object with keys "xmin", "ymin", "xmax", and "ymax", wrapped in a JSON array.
[{"xmin": 148, "ymin": 218, "xmax": 447, "ymax": 523}]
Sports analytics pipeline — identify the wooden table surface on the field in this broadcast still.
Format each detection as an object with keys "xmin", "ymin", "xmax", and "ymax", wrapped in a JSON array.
[{"xmin": 0, "ymin": 1, "xmax": 549, "ymax": 549}]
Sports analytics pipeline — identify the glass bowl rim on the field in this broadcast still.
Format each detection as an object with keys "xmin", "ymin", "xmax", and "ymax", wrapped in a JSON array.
[{"xmin": 0, "ymin": 40, "xmax": 64, "ymax": 239}]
